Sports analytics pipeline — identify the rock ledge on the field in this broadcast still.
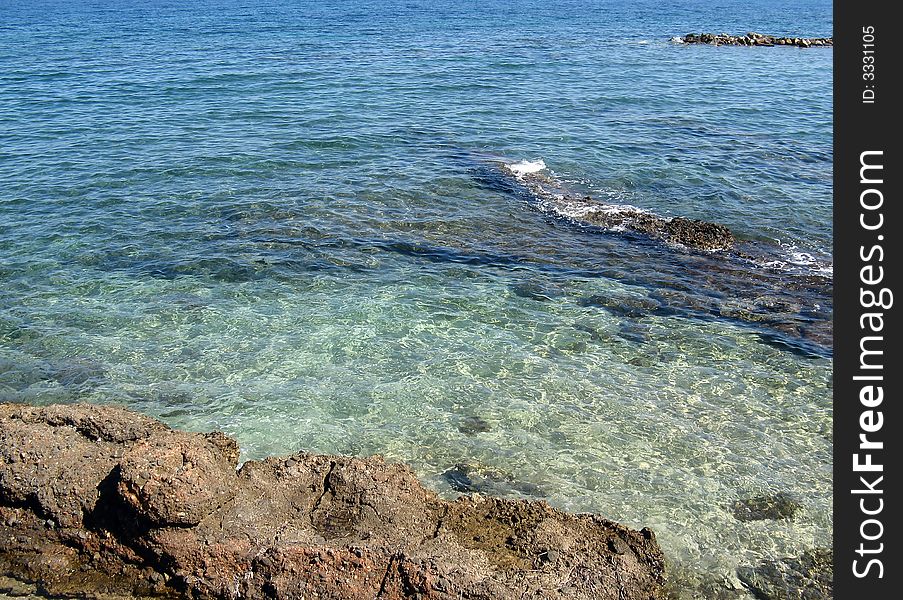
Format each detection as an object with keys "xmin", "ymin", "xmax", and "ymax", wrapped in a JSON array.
[{"xmin": 0, "ymin": 403, "xmax": 666, "ymax": 599}]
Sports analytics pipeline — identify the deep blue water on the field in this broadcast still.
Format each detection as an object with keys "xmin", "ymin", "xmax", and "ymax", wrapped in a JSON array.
[{"xmin": 1, "ymin": 1, "xmax": 832, "ymax": 596}]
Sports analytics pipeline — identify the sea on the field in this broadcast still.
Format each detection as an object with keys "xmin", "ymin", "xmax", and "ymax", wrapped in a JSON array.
[{"xmin": 0, "ymin": 0, "xmax": 833, "ymax": 596}]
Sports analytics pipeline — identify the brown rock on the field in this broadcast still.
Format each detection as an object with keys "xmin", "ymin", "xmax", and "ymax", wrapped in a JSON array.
[
  {"xmin": 116, "ymin": 431, "xmax": 239, "ymax": 527},
  {"xmin": 0, "ymin": 403, "xmax": 667, "ymax": 599}
]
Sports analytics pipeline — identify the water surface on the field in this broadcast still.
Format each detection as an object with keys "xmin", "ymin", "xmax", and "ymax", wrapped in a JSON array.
[{"xmin": 0, "ymin": 1, "xmax": 833, "ymax": 596}]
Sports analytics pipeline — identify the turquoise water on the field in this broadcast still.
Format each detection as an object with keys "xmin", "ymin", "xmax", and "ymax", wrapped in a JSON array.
[{"xmin": 1, "ymin": 0, "xmax": 832, "ymax": 596}]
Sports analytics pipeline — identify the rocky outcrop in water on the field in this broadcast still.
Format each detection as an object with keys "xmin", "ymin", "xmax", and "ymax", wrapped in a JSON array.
[
  {"xmin": 0, "ymin": 403, "xmax": 667, "ymax": 599},
  {"xmin": 482, "ymin": 159, "xmax": 833, "ymax": 357},
  {"xmin": 677, "ymin": 33, "xmax": 833, "ymax": 48},
  {"xmin": 498, "ymin": 164, "xmax": 735, "ymax": 252},
  {"xmin": 583, "ymin": 211, "xmax": 735, "ymax": 252}
]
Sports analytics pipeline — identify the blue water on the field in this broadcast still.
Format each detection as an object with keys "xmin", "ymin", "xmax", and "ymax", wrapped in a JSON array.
[{"xmin": 1, "ymin": 0, "xmax": 832, "ymax": 596}]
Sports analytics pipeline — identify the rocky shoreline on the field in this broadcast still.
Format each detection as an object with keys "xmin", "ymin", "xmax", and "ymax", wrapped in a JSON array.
[
  {"xmin": 675, "ymin": 32, "xmax": 833, "ymax": 48},
  {"xmin": 0, "ymin": 403, "xmax": 667, "ymax": 599}
]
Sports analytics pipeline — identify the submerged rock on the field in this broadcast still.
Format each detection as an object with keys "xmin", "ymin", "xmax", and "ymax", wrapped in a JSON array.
[
  {"xmin": 441, "ymin": 463, "xmax": 544, "ymax": 498},
  {"xmin": 719, "ymin": 297, "xmax": 802, "ymax": 323},
  {"xmin": 498, "ymin": 163, "xmax": 735, "ymax": 252},
  {"xmin": 482, "ymin": 158, "xmax": 833, "ymax": 358},
  {"xmin": 43, "ymin": 358, "xmax": 107, "ymax": 387},
  {"xmin": 509, "ymin": 281, "xmax": 563, "ymax": 302},
  {"xmin": 573, "ymin": 322, "xmax": 607, "ymax": 343},
  {"xmin": 443, "ymin": 463, "xmax": 478, "ymax": 492},
  {"xmin": 578, "ymin": 294, "xmax": 663, "ymax": 318},
  {"xmin": 737, "ymin": 549, "xmax": 832, "ymax": 600},
  {"xmin": 0, "ymin": 403, "xmax": 666, "ymax": 600},
  {"xmin": 730, "ymin": 493, "xmax": 800, "ymax": 522},
  {"xmin": 664, "ymin": 565, "xmax": 750, "ymax": 600},
  {"xmin": 457, "ymin": 415, "xmax": 492, "ymax": 435},
  {"xmin": 617, "ymin": 321, "xmax": 651, "ymax": 344}
]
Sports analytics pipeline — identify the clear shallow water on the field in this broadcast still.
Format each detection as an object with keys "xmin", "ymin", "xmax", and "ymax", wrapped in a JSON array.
[{"xmin": 1, "ymin": 0, "xmax": 832, "ymax": 596}]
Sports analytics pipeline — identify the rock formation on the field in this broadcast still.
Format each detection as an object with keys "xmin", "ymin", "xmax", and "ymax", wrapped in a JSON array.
[
  {"xmin": 583, "ymin": 211, "xmax": 734, "ymax": 252},
  {"xmin": 0, "ymin": 403, "xmax": 667, "ymax": 599},
  {"xmin": 497, "ymin": 164, "xmax": 735, "ymax": 252},
  {"xmin": 677, "ymin": 33, "xmax": 833, "ymax": 48}
]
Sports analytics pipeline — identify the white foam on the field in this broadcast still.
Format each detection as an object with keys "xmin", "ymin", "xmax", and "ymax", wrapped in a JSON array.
[
  {"xmin": 779, "ymin": 242, "xmax": 834, "ymax": 276},
  {"xmin": 745, "ymin": 241, "xmax": 834, "ymax": 277},
  {"xmin": 505, "ymin": 159, "xmax": 547, "ymax": 177},
  {"xmin": 592, "ymin": 204, "xmax": 649, "ymax": 215},
  {"xmin": 539, "ymin": 193, "xmax": 650, "ymax": 224},
  {"xmin": 517, "ymin": 168, "xmax": 650, "ymax": 225}
]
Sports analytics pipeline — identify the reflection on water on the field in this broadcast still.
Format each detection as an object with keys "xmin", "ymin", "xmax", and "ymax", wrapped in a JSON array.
[{"xmin": 0, "ymin": 0, "xmax": 832, "ymax": 596}]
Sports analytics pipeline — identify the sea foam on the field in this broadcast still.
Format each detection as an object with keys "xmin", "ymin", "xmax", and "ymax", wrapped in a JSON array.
[{"xmin": 504, "ymin": 159, "xmax": 547, "ymax": 176}]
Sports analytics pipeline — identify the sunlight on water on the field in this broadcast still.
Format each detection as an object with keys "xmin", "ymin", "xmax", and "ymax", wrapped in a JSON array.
[
  {"xmin": 0, "ymin": 0, "xmax": 832, "ymax": 596},
  {"xmin": 1, "ymin": 255, "xmax": 831, "ymax": 595}
]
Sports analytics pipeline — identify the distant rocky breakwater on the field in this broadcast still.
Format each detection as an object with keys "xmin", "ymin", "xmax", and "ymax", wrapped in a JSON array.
[
  {"xmin": 675, "ymin": 32, "xmax": 833, "ymax": 48},
  {"xmin": 0, "ymin": 403, "xmax": 666, "ymax": 599}
]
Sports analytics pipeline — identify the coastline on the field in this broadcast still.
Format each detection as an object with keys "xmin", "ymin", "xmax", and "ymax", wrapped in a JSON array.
[{"xmin": 0, "ymin": 403, "xmax": 666, "ymax": 599}]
